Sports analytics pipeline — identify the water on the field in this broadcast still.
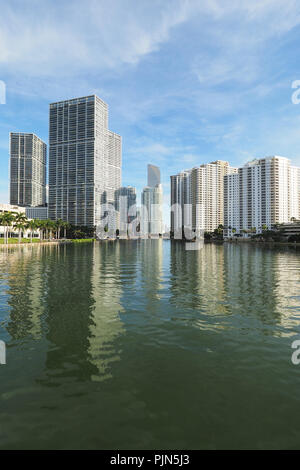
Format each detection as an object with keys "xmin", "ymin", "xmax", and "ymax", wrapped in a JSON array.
[{"xmin": 0, "ymin": 240, "xmax": 300, "ymax": 449}]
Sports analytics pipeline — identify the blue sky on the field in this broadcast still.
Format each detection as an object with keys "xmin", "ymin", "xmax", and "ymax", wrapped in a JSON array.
[{"xmin": 1, "ymin": 0, "xmax": 300, "ymax": 223}]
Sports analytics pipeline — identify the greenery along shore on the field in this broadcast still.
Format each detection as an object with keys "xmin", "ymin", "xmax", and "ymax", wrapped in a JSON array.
[{"xmin": 0, "ymin": 211, "xmax": 95, "ymax": 244}]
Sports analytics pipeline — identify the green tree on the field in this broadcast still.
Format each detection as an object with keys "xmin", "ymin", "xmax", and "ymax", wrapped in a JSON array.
[
  {"xmin": 26, "ymin": 220, "xmax": 37, "ymax": 243},
  {"xmin": 1, "ymin": 212, "xmax": 15, "ymax": 244},
  {"xmin": 14, "ymin": 213, "xmax": 27, "ymax": 243}
]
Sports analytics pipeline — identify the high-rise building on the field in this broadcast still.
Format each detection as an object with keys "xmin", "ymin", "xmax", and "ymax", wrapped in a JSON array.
[
  {"xmin": 290, "ymin": 165, "xmax": 300, "ymax": 220},
  {"xmin": 224, "ymin": 156, "xmax": 300, "ymax": 237},
  {"xmin": 142, "ymin": 165, "xmax": 163, "ymax": 235},
  {"xmin": 170, "ymin": 169, "xmax": 192, "ymax": 236},
  {"xmin": 141, "ymin": 185, "xmax": 163, "ymax": 235},
  {"xmin": 107, "ymin": 130, "xmax": 122, "ymax": 205},
  {"xmin": 115, "ymin": 186, "xmax": 137, "ymax": 230},
  {"xmin": 147, "ymin": 164, "xmax": 160, "ymax": 187},
  {"xmin": 10, "ymin": 132, "xmax": 46, "ymax": 207},
  {"xmin": 191, "ymin": 160, "xmax": 237, "ymax": 233},
  {"xmin": 48, "ymin": 95, "xmax": 121, "ymax": 226},
  {"xmin": 170, "ymin": 160, "xmax": 237, "ymax": 235}
]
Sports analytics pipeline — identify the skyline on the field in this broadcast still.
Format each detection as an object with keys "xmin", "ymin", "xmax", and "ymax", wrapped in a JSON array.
[{"xmin": 1, "ymin": 1, "xmax": 300, "ymax": 222}]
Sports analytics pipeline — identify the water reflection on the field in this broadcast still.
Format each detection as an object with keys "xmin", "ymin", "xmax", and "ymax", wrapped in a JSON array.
[
  {"xmin": 0, "ymin": 243, "xmax": 127, "ymax": 384},
  {"xmin": 0, "ymin": 242, "xmax": 300, "ymax": 449},
  {"xmin": 88, "ymin": 242, "xmax": 124, "ymax": 381},
  {"xmin": 169, "ymin": 242, "xmax": 300, "ymax": 333}
]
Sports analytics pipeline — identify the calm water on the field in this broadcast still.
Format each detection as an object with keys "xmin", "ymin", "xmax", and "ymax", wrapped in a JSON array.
[{"xmin": 0, "ymin": 240, "xmax": 300, "ymax": 449}]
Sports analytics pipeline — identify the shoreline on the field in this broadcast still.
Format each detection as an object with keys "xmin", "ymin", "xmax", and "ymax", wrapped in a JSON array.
[
  {"xmin": 1, "ymin": 238, "xmax": 299, "ymax": 248},
  {"xmin": 0, "ymin": 239, "xmax": 95, "ymax": 247},
  {"xmin": 224, "ymin": 239, "xmax": 300, "ymax": 247}
]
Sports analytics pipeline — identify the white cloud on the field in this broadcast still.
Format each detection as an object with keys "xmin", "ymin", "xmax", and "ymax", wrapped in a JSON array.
[{"xmin": 0, "ymin": 0, "xmax": 191, "ymax": 77}]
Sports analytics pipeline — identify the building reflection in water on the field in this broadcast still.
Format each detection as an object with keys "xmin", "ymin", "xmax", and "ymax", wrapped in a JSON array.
[
  {"xmin": 170, "ymin": 241, "xmax": 227, "ymax": 317},
  {"xmin": 223, "ymin": 243, "xmax": 300, "ymax": 332},
  {"xmin": 169, "ymin": 241, "xmax": 300, "ymax": 332},
  {"xmin": 1, "ymin": 243, "xmax": 127, "ymax": 384},
  {"xmin": 1, "ymin": 241, "xmax": 300, "ymax": 386},
  {"xmin": 1, "ymin": 245, "xmax": 48, "ymax": 341},
  {"xmin": 139, "ymin": 239, "xmax": 163, "ymax": 301},
  {"xmin": 88, "ymin": 242, "xmax": 125, "ymax": 382}
]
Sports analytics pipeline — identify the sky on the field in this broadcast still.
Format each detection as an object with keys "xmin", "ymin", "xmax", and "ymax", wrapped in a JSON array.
[{"xmin": 1, "ymin": 0, "xmax": 300, "ymax": 225}]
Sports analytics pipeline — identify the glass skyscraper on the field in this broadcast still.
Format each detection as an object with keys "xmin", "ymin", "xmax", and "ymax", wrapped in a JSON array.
[
  {"xmin": 142, "ymin": 165, "xmax": 163, "ymax": 235},
  {"xmin": 48, "ymin": 95, "xmax": 121, "ymax": 227},
  {"xmin": 10, "ymin": 132, "xmax": 47, "ymax": 207}
]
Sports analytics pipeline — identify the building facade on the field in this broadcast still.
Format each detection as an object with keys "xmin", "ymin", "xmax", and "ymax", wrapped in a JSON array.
[
  {"xmin": 106, "ymin": 130, "xmax": 122, "ymax": 205},
  {"xmin": 147, "ymin": 164, "xmax": 160, "ymax": 187},
  {"xmin": 0, "ymin": 204, "xmax": 40, "ymax": 238},
  {"xmin": 141, "ymin": 184, "xmax": 163, "ymax": 235},
  {"xmin": 170, "ymin": 170, "xmax": 192, "ymax": 236},
  {"xmin": 191, "ymin": 160, "xmax": 237, "ymax": 233},
  {"xmin": 171, "ymin": 160, "xmax": 237, "ymax": 235},
  {"xmin": 224, "ymin": 156, "xmax": 300, "ymax": 237},
  {"xmin": 141, "ymin": 165, "xmax": 163, "ymax": 236},
  {"xmin": 115, "ymin": 186, "xmax": 137, "ymax": 231},
  {"xmin": 10, "ymin": 133, "xmax": 47, "ymax": 207},
  {"xmin": 48, "ymin": 95, "xmax": 121, "ymax": 227},
  {"xmin": 25, "ymin": 206, "xmax": 48, "ymax": 220}
]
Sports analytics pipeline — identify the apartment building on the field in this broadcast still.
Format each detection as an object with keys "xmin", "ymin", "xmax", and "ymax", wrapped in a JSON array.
[
  {"xmin": 106, "ymin": 130, "xmax": 122, "ymax": 205},
  {"xmin": 142, "ymin": 165, "xmax": 163, "ymax": 235},
  {"xmin": 171, "ymin": 160, "xmax": 237, "ymax": 235},
  {"xmin": 170, "ymin": 169, "xmax": 192, "ymax": 235},
  {"xmin": 141, "ymin": 184, "xmax": 163, "ymax": 235},
  {"xmin": 224, "ymin": 156, "xmax": 300, "ymax": 237},
  {"xmin": 115, "ymin": 186, "xmax": 137, "ymax": 230},
  {"xmin": 48, "ymin": 95, "xmax": 121, "ymax": 227},
  {"xmin": 10, "ymin": 132, "xmax": 47, "ymax": 207}
]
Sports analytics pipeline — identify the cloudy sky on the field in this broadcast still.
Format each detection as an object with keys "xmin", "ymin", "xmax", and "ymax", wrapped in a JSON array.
[{"xmin": 1, "ymin": 0, "xmax": 300, "ymax": 221}]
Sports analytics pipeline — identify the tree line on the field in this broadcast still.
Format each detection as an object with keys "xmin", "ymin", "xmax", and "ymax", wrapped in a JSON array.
[{"xmin": 0, "ymin": 211, "xmax": 95, "ymax": 244}]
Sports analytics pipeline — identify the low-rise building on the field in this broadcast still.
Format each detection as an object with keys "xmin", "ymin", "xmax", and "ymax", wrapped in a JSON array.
[{"xmin": 25, "ymin": 206, "xmax": 48, "ymax": 220}]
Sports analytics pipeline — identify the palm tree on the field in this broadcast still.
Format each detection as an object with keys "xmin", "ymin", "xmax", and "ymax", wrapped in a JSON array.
[
  {"xmin": 2, "ymin": 212, "xmax": 15, "ymax": 244},
  {"xmin": 26, "ymin": 220, "xmax": 37, "ymax": 243},
  {"xmin": 43, "ymin": 219, "xmax": 53, "ymax": 240},
  {"xmin": 62, "ymin": 221, "xmax": 70, "ymax": 239},
  {"xmin": 34, "ymin": 219, "xmax": 45, "ymax": 241},
  {"xmin": 46, "ymin": 220, "xmax": 56, "ymax": 240},
  {"xmin": 14, "ymin": 222, "xmax": 24, "ymax": 243},
  {"xmin": 14, "ymin": 213, "xmax": 27, "ymax": 243},
  {"xmin": 0, "ymin": 213, "xmax": 5, "ymax": 243},
  {"xmin": 56, "ymin": 219, "xmax": 64, "ymax": 240}
]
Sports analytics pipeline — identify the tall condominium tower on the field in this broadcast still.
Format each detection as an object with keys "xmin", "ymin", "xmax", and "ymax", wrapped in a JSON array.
[
  {"xmin": 147, "ymin": 164, "xmax": 160, "ymax": 187},
  {"xmin": 141, "ymin": 165, "xmax": 163, "ymax": 235},
  {"xmin": 49, "ymin": 95, "xmax": 121, "ymax": 226},
  {"xmin": 170, "ymin": 169, "xmax": 192, "ymax": 235},
  {"xmin": 115, "ymin": 186, "xmax": 137, "ymax": 229},
  {"xmin": 290, "ymin": 165, "xmax": 300, "ymax": 220},
  {"xmin": 107, "ymin": 130, "xmax": 122, "ymax": 204},
  {"xmin": 10, "ymin": 132, "xmax": 46, "ymax": 207},
  {"xmin": 141, "ymin": 185, "xmax": 163, "ymax": 235},
  {"xmin": 224, "ymin": 156, "xmax": 300, "ymax": 237},
  {"xmin": 171, "ymin": 160, "xmax": 237, "ymax": 234},
  {"xmin": 191, "ymin": 160, "xmax": 237, "ymax": 233}
]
